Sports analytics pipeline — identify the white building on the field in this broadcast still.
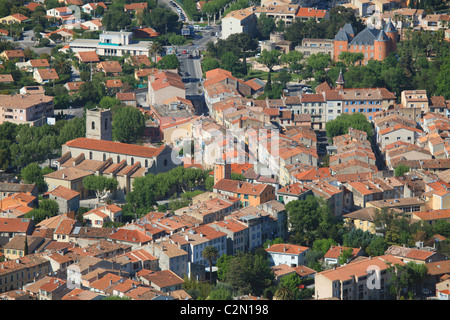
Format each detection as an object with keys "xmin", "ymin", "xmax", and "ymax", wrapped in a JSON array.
[
  {"xmin": 265, "ymin": 243, "xmax": 309, "ymax": 267},
  {"xmin": 69, "ymin": 31, "xmax": 151, "ymax": 57},
  {"xmin": 221, "ymin": 7, "xmax": 257, "ymax": 40}
]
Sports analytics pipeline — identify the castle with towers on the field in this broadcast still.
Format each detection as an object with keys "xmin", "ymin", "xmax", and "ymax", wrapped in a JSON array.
[{"xmin": 334, "ymin": 19, "xmax": 398, "ymax": 64}]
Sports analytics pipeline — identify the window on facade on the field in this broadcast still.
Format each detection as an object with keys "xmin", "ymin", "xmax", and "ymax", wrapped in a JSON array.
[{"xmin": 91, "ymin": 121, "xmax": 95, "ymax": 130}]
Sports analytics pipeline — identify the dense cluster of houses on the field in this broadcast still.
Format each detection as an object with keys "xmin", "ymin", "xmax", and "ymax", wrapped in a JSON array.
[{"xmin": 0, "ymin": 0, "xmax": 449, "ymax": 301}]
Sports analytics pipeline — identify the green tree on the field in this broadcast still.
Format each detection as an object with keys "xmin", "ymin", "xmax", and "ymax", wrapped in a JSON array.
[
  {"xmin": 202, "ymin": 58, "xmax": 221, "ymax": 74},
  {"xmin": 338, "ymin": 247, "xmax": 354, "ymax": 265},
  {"xmin": 395, "ymin": 164, "xmax": 410, "ymax": 177},
  {"xmin": 82, "ymin": 175, "xmax": 118, "ymax": 203},
  {"xmin": 101, "ymin": 10, "xmax": 132, "ymax": 31},
  {"xmin": 339, "ymin": 51, "xmax": 365, "ymax": 68},
  {"xmin": 223, "ymin": 252, "xmax": 274, "ymax": 296},
  {"xmin": 325, "ymin": 113, "xmax": 374, "ymax": 140},
  {"xmin": 256, "ymin": 13, "xmax": 276, "ymax": 40},
  {"xmin": 112, "ymin": 106, "xmax": 145, "ymax": 143},
  {"xmin": 156, "ymin": 54, "xmax": 180, "ymax": 70},
  {"xmin": 312, "ymin": 238, "xmax": 337, "ymax": 255},
  {"xmin": 21, "ymin": 163, "xmax": 47, "ymax": 193},
  {"xmin": 39, "ymin": 199, "xmax": 59, "ymax": 217},
  {"xmin": 366, "ymin": 236, "xmax": 389, "ymax": 256},
  {"xmin": 274, "ymin": 286, "xmax": 295, "ymax": 300},
  {"xmin": 258, "ymin": 49, "xmax": 281, "ymax": 73},
  {"xmin": 281, "ymin": 51, "xmax": 304, "ymax": 74},
  {"xmin": 202, "ymin": 245, "xmax": 219, "ymax": 285},
  {"xmin": 207, "ymin": 284, "xmax": 233, "ymax": 300},
  {"xmin": 216, "ymin": 253, "xmax": 233, "ymax": 281}
]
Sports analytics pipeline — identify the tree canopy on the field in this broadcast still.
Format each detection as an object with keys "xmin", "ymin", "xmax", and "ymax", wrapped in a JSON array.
[{"xmin": 112, "ymin": 106, "xmax": 146, "ymax": 144}]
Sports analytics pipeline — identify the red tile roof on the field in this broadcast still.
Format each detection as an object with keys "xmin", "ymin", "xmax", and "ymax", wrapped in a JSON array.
[
  {"xmin": 296, "ymin": 7, "xmax": 327, "ymax": 18},
  {"xmin": 47, "ymin": 185, "xmax": 80, "ymax": 200},
  {"xmin": 109, "ymin": 229, "xmax": 152, "ymax": 244},
  {"xmin": 324, "ymin": 246, "xmax": 361, "ymax": 259},
  {"xmin": 64, "ymin": 138, "xmax": 165, "ymax": 158},
  {"xmin": 266, "ymin": 243, "xmax": 309, "ymax": 255},
  {"xmin": 213, "ymin": 179, "xmax": 273, "ymax": 196}
]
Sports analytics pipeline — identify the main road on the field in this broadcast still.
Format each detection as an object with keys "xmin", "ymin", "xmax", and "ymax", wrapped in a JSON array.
[{"xmin": 176, "ymin": 26, "xmax": 221, "ymax": 114}]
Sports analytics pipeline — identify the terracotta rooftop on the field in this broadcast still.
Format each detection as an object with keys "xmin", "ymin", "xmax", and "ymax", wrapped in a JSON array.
[
  {"xmin": 77, "ymin": 51, "xmax": 100, "ymax": 63},
  {"xmin": 64, "ymin": 137, "xmax": 165, "ymax": 158},
  {"xmin": 266, "ymin": 243, "xmax": 309, "ymax": 255},
  {"xmin": 46, "ymin": 185, "xmax": 80, "ymax": 200}
]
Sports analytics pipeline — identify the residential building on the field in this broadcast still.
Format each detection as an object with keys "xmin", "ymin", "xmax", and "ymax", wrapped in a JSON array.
[
  {"xmin": 324, "ymin": 246, "xmax": 363, "ymax": 266},
  {"xmin": 314, "ymin": 255, "xmax": 405, "ymax": 300},
  {"xmin": 254, "ymin": 5, "xmax": 300, "ymax": 27},
  {"xmin": 3, "ymin": 235, "xmax": 46, "ymax": 260},
  {"xmin": 213, "ymin": 179, "xmax": 275, "ymax": 207},
  {"xmin": 295, "ymin": 38, "xmax": 334, "ymax": 59},
  {"xmin": 0, "ymin": 218, "xmax": 35, "ymax": 239},
  {"xmin": 0, "ymin": 14, "xmax": 31, "ymax": 25},
  {"xmin": 148, "ymin": 70, "xmax": 185, "ymax": 105},
  {"xmin": 276, "ymin": 182, "xmax": 311, "ymax": 204},
  {"xmin": 384, "ymin": 245, "xmax": 446, "ymax": 264},
  {"xmin": 0, "ymin": 254, "xmax": 50, "ymax": 293},
  {"xmin": 221, "ymin": 7, "xmax": 257, "ymax": 40},
  {"xmin": 44, "ymin": 185, "xmax": 80, "ymax": 214},
  {"xmin": 137, "ymin": 269, "xmax": 184, "ymax": 293},
  {"xmin": 0, "ymin": 94, "xmax": 54, "ymax": 126},
  {"xmin": 174, "ymin": 195, "xmax": 240, "ymax": 224},
  {"xmin": 144, "ymin": 239, "xmax": 189, "ymax": 278},
  {"xmin": 266, "ymin": 243, "xmax": 309, "ymax": 267},
  {"xmin": 83, "ymin": 204, "xmax": 123, "ymax": 228}
]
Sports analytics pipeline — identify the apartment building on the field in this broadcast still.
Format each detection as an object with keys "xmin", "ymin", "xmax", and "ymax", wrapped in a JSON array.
[
  {"xmin": 0, "ymin": 254, "xmax": 50, "ymax": 293},
  {"xmin": 315, "ymin": 255, "xmax": 405, "ymax": 300},
  {"xmin": 213, "ymin": 179, "xmax": 275, "ymax": 207},
  {"xmin": 174, "ymin": 195, "xmax": 240, "ymax": 224},
  {"xmin": 221, "ymin": 7, "xmax": 257, "ymax": 40},
  {"xmin": 0, "ymin": 94, "xmax": 54, "ymax": 127},
  {"xmin": 254, "ymin": 5, "xmax": 300, "ymax": 27}
]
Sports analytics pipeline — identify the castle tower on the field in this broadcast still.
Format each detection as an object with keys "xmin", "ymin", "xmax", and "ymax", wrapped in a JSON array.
[
  {"xmin": 86, "ymin": 108, "xmax": 112, "ymax": 141},
  {"xmin": 374, "ymin": 29, "xmax": 390, "ymax": 61},
  {"xmin": 214, "ymin": 161, "xmax": 231, "ymax": 185},
  {"xmin": 336, "ymin": 69, "xmax": 345, "ymax": 90},
  {"xmin": 384, "ymin": 18, "xmax": 398, "ymax": 53}
]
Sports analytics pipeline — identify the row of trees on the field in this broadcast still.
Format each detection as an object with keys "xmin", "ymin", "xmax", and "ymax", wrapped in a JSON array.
[{"xmin": 0, "ymin": 117, "xmax": 85, "ymax": 173}]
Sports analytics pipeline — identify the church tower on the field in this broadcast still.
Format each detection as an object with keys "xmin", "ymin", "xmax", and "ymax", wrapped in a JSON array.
[{"xmin": 86, "ymin": 107, "xmax": 112, "ymax": 141}]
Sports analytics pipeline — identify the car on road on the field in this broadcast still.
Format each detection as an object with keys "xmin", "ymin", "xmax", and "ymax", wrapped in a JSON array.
[{"xmin": 182, "ymin": 50, "xmax": 187, "ymax": 54}]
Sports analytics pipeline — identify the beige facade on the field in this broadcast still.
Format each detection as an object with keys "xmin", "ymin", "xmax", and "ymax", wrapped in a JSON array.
[
  {"xmin": 295, "ymin": 38, "xmax": 334, "ymax": 59},
  {"xmin": 0, "ymin": 255, "xmax": 50, "ymax": 294},
  {"xmin": 0, "ymin": 94, "xmax": 54, "ymax": 127},
  {"xmin": 221, "ymin": 7, "xmax": 257, "ymax": 40},
  {"xmin": 315, "ymin": 255, "xmax": 405, "ymax": 300}
]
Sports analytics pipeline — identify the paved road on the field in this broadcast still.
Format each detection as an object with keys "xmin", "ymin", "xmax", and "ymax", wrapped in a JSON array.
[
  {"xmin": 159, "ymin": 0, "xmax": 190, "ymax": 23},
  {"xmin": 176, "ymin": 26, "xmax": 221, "ymax": 96},
  {"xmin": 15, "ymin": 30, "xmax": 54, "ymax": 56}
]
